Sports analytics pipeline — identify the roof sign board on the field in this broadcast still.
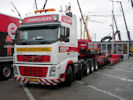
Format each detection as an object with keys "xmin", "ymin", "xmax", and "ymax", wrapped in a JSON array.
[{"xmin": 22, "ymin": 15, "xmax": 58, "ymax": 24}]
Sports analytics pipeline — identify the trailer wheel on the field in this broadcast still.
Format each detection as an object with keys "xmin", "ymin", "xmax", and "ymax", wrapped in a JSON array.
[
  {"xmin": 64, "ymin": 66, "xmax": 73, "ymax": 86},
  {"xmin": 0, "ymin": 64, "xmax": 12, "ymax": 80},
  {"xmin": 83, "ymin": 62, "xmax": 90, "ymax": 76},
  {"xmin": 90, "ymin": 62, "xmax": 94, "ymax": 73},
  {"xmin": 94, "ymin": 61, "xmax": 98, "ymax": 71}
]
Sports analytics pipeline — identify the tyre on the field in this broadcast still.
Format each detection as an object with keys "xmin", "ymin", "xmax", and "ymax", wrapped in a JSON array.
[
  {"xmin": 83, "ymin": 62, "xmax": 90, "ymax": 76},
  {"xmin": 104, "ymin": 57, "xmax": 109, "ymax": 65},
  {"xmin": 75, "ymin": 63, "xmax": 83, "ymax": 80},
  {"xmin": 94, "ymin": 61, "xmax": 98, "ymax": 71},
  {"xmin": 0, "ymin": 64, "xmax": 12, "ymax": 80},
  {"xmin": 90, "ymin": 61, "xmax": 94, "ymax": 73},
  {"xmin": 64, "ymin": 66, "xmax": 73, "ymax": 86}
]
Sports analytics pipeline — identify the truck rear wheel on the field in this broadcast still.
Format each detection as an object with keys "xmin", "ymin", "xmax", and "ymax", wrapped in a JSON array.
[
  {"xmin": 75, "ymin": 63, "xmax": 83, "ymax": 80},
  {"xmin": 0, "ymin": 64, "xmax": 12, "ymax": 80},
  {"xmin": 64, "ymin": 66, "xmax": 73, "ymax": 86}
]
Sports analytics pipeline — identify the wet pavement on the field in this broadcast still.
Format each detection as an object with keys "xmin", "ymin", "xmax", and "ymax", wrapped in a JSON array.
[{"xmin": 0, "ymin": 57, "xmax": 133, "ymax": 100}]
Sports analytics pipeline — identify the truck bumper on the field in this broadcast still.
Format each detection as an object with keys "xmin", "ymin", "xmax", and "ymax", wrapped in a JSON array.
[
  {"xmin": 14, "ymin": 76, "xmax": 65, "ymax": 85},
  {"xmin": 13, "ymin": 64, "xmax": 66, "ymax": 85}
]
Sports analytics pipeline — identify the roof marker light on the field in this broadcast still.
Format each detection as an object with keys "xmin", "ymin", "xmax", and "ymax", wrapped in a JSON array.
[{"xmin": 34, "ymin": 8, "xmax": 56, "ymax": 13}]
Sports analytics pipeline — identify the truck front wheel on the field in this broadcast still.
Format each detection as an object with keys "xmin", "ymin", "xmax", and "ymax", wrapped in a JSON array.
[
  {"xmin": 64, "ymin": 66, "xmax": 73, "ymax": 86},
  {"xmin": 0, "ymin": 64, "xmax": 12, "ymax": 80}
]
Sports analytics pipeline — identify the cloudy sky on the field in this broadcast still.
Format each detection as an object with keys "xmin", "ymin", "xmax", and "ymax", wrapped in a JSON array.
[{"xmin": 0, "ymin": 0, "xmax": 133, "ymax": 41}]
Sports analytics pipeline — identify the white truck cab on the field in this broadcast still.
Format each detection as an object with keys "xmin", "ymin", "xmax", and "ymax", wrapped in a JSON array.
[{"xmin": 13, "ymin": 9, "xmax": 78, "ymax": 85}]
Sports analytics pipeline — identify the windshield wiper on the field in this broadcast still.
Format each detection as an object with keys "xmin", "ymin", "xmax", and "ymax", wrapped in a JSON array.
[
  {"xmin": 15, "ymin": 39, "xmax": 57, "ymax": 45},
  {"xmin": 15, "ymin": 39, "xmax": 31, "ymax": 45},
  {"xmin": 35, "ymin": 41, "xmax": 53, "ymax": 44}
]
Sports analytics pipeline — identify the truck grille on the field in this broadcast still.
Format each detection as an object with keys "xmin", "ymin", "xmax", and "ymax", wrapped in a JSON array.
[
  {"xmin": 17, "ymin": 55, "xmax": 50, "ymax": 62},
  {"xmin": 19, "ymin": 66, "xmax": 48, "ymax": 77}
]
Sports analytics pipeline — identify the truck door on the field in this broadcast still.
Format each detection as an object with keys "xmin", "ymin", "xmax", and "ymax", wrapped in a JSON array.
[{"xmin": 59, "ymin": 26, "xmax": 71, "ymax": 66}]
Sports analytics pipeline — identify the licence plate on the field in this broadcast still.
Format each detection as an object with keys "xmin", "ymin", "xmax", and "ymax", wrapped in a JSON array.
[{"xmin": 28, "ymin": 78, "xmax": 38, "ymax": 82}]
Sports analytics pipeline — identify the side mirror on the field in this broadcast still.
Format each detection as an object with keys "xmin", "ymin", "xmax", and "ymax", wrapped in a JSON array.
[
  {"xmin": 66, "ymin": 28, "xmax": 70, "ymax": 37},
  {"xmin": 64, "ymin": 37, "xmax": 69, "ymax": 42}
]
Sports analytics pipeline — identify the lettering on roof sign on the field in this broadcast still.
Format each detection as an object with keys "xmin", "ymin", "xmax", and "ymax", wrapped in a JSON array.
[
  {"xmin": 23, "ymin": 15, "xmax": 58, "ymax": 23},
  {"xmin": 26, "ymin": 17, "xmax": 52, "ymax": 22},
  {"xmin": 62, "ymin": 16, "xmax": 72, "ymax": 25}
]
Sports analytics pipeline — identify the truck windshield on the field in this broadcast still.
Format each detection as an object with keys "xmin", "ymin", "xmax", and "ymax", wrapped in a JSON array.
[{"xmin": 15, "ymin": 25, "xmax": 59, "ymax": 44}]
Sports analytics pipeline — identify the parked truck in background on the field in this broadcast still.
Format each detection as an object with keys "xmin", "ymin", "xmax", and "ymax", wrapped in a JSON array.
[{"xmin": 0, "ymin": 13, "xmax": 19, "ymax": 80}]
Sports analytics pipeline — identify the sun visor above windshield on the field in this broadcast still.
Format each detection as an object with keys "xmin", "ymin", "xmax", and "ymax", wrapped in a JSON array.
[{"xmin": 19, "ymin": 23, "xmax": 60, "ymax": 29}]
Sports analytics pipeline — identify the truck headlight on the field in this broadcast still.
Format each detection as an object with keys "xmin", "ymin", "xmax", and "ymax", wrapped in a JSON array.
[
  {"xmin": 49, "ymin": 67, "xmax": 56, "ymax": 77},
  {"xmin": 13, "ymin": 65, "xmax": 18, "ymax": 75}
]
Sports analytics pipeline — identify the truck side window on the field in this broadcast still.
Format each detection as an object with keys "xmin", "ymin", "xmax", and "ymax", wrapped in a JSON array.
[{"xmin": 60, "ymin": 27, "xmax": 65, "ymax": 42}]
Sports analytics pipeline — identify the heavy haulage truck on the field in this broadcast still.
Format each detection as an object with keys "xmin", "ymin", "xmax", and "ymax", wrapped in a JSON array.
[
  {"xmin": 0, "ymin": 13, "xmax": 19, "ymax": 80},
  {"xmin": 13, "ymin": 8, "xmax": 103, "ymax": 86}
]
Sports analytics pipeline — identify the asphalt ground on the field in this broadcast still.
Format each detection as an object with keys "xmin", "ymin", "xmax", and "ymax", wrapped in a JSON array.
[{"xmin": 0, "ymin": 57, "xmax": 133, "ymax": 100}]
